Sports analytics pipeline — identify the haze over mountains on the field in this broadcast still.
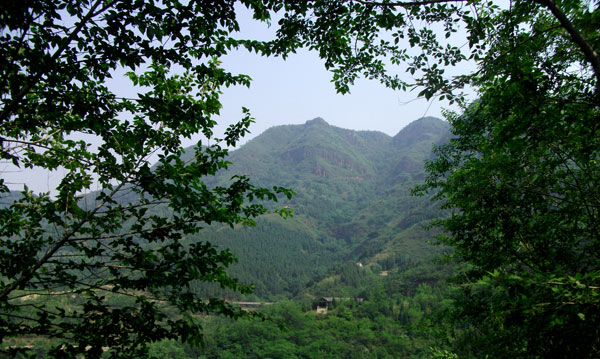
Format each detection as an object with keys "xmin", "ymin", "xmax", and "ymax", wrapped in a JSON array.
[
  {"xmin": 2, "ymin": 116, "xmax": 450, "ymax": 300},
  {"xmin": 192, "ymin": 116, "xmax": 451, "ymax": 299}
]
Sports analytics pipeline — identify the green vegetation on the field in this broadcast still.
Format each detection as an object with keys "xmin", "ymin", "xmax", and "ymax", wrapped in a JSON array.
[
  {"xmin": 198, "ymin": 289, "xmax": 440, "ymax": 359},
  {"xmin": 1, "ymin": 0, "xmax": 449, "ymax": 356},
  {"xmin": 413, "ymin": 1, "xmax": 600, "ymax": 357},
  {"xmin": 183, "ymin": 117, "xmax": 449, "ymax": 300},
  {"xmin": 139, "ymin": 263, "xmax": 451, "ymax": 359},
  {"xmin": 0, "ymin": 1, "xmax": 298, "ymax": 357},
  {"xmin": 2, "ymin": 0, "xmax": 599, "ymax": 358}
]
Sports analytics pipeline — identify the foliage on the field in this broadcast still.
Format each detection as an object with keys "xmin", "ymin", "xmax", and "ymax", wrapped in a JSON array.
[
  {"xmin": 1, "ymin": 0, "xmax": 452, "ymax": 352},
  {"xmin": 191, "ymin": 117, "xmax": 449, "ymax": 300},
  {"xmin": 147, "ymin": 339, "xmax": 189, "ymax": 359},
  {"xmin": 196, "ymin": 285, "xmax": 446, "ymax": 359},
  {"xmin": 0, "ymin": 260, "xmax": 452, "ymax": 358},
  {"xmin": 412, "ymin": 0, "xmax": 600, "ymax": 357},
  {"xmin": 4, "ymin": 0, "xmax": 598, "ymax": 357}
]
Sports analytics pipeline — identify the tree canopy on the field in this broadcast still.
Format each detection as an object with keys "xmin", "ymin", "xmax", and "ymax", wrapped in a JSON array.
[
  {"xmin": 412, "ymin": 0, "xmax": 600, "ymax": 357},
  {"xmin": 0, "ymin": 1, "xmax": 297, "ymax": 357},
  {"xmin": 1, "ymin": 0, "xmax": 599, "ymax": 358}
]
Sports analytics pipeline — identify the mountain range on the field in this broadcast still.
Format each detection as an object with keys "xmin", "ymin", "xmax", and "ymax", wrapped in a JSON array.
[{"xmin": 191, "ymin": 116, "xmax": 451, "ymax": 300}]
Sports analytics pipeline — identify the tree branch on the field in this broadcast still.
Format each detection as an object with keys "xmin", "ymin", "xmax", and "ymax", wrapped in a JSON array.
[
  {"xmin": 0, "ymin": 180, "xmax": 127, "ymax": 302},
  {"xmin": 0, "ymin": 0, "xmax": 113, "ymax": 124},
  {"xmin": 352, "ymin": 0, "xmax": 468, "ymax": 7},
  {"xmin": 534, "ymin": 0, "xmax": 600, "ymax": 91}
]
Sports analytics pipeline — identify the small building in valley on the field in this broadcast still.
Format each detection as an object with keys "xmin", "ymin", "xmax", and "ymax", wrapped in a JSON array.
[
  {"xmin": 316, "ymin": 297, "xmax": 333, "ymax": 314},
  {"xmin": 316, "ymin": 297, "xmax": 363, "ymax": 314}
]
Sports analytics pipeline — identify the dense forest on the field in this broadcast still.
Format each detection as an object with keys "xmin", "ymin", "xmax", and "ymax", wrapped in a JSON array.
[
  {"xmin": 7, "ymin": 264, "xmax": 452, "ymax": 358},
  {"xmin": 191, "ymin": 117, "xmax": 450, "ymax": 300},
  {"xmin": 146, "ymin": 118, "xmax": 455, "ymax": 358},
  {"xmin": 2, "ymin": 117, "xmax": 453, "ymax": 357}
]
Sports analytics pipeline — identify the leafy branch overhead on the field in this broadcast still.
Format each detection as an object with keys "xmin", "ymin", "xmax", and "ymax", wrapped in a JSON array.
[
  {"xmin": 0, "ymin": 1, "xmax": 296, "ymax": 358},
  {"xmin": 410, "ymin": 0, "xmax": 600, "ymax": 357}
]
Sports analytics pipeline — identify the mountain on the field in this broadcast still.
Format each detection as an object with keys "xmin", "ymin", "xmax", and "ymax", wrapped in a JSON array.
[{"xmin": 185, "ymin": 117, "xmax": 450, "ymax": 299}]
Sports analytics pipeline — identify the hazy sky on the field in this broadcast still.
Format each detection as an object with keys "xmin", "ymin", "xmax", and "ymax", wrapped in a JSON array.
[
  {"xmin": 5, "ymin": 4, "xmax": 468, "ymax": 194},
  {"xmin": 213, "ymin": 47, "xmax": 443, "ymax": 146},
  {"xmin": 183, "ymin": 5, "xmax": 457, "ymax": 149}
]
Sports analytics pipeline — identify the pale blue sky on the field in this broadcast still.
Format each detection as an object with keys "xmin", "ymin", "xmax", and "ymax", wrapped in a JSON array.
[
  {"xmin": 183, "ymin": 4, "xmax": 458, "ymax": 148},
  {"xmin": 5, "ymin": 4, "xmax": 472, "ymax": 194},
  {"xmin": 212, "ymin": 47, "xmax": 443, "ymax": 146}
]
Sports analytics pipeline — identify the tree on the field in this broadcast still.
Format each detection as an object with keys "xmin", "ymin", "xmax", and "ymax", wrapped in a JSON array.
[
  {"xmin": 0, "ymin": 1, "xmax": 300, "ymax": 357},
  {"xmin": 1, "ymin": 0, "xmax": 439, "ymax": 356},
  {"xmin": 268, "ymin": 1, "xmax": 600, "ymax": 355},
  {"xmin": 263, "ymin": 0, "xmax": 599, "ymax": 356},
  {"xmin": 280, "ymin": 1, "xmax": 599, "ymax": 354},
  {"xmin": 410, "ymin": 1, "xmax": 600, "ymax": 357}
]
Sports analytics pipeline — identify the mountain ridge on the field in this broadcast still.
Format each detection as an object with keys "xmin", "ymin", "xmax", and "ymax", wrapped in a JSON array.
[
  {"xmin": 3, "ymin": 116, "xmax": 450, "ymax": 300},
  {"xmin": 186, "ymin": 116, "xmax": 450, "ymax": 299}
]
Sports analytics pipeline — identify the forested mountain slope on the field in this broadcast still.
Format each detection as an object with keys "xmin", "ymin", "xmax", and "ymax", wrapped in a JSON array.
[{"xmin": 189, "ymin": 116, "xmax": 450, "ymax": 299}]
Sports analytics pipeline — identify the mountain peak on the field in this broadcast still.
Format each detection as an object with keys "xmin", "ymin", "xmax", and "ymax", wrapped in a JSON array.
[
  {"xmin": 401, "ymin": 116, "xmax": 446, "ymax": 132},
  {"xmin": 305, "ymin": 117, "xmax": 329, "ymax": 127},
  {"xmin": 392, "ymin": 116, "xmax": 448, "ymax": 146}
]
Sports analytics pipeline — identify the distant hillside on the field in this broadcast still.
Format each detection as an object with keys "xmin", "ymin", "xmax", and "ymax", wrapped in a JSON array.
[{"xmin": 185, "ymin": 117, "xmax": 450, "ymax": 299}]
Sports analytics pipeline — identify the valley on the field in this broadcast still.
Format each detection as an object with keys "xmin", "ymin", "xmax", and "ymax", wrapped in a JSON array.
[{"xmin": 1, "ymin": 116, "xmax": 455, "ymax": 358}]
